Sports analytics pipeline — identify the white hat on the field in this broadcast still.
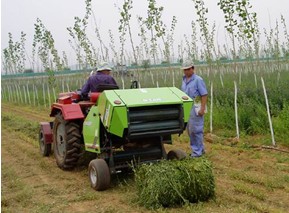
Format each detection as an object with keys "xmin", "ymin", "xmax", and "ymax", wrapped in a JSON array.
[
  {"xmin": 181, "ymin": 60, "xmax": 194, "ymax": 70},
  {"xmin": 97, "ymin": 62, "xmax": 112, "ymax": 72}
]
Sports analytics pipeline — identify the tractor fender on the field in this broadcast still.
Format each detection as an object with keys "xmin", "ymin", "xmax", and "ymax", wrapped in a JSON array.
[
  {"xmin": 50, "ymin": 103, "xmax": 85, "ymax": 120},
  {"xmin": 40, "ymin": 122, "xmax": 53, "ymax": 144}
]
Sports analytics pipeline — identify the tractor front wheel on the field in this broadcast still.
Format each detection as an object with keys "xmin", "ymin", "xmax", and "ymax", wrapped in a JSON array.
[
  {"xmin": 167, "ymin": 149, "xmax": 187, "ymax": 160},
  {"xmin": 53, "ymin": 114, "xmax": 83, "ymax": 170},
  {"xmin": 88, "ymin": 159, "xmax": 111, "ymax": 191}
]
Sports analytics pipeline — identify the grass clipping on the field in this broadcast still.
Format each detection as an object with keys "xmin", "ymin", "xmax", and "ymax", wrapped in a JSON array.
[{"xmin": 134, "ymin": 157, "xmax": 215, "ymax": 209}]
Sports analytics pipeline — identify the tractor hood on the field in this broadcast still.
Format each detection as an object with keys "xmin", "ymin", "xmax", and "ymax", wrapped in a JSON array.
[{"xmin": 114, "ymin": 87, "xmax": 188, "ymax": 107}]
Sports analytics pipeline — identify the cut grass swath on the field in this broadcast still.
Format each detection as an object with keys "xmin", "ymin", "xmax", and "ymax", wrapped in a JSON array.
[{"xmin": 134, "ymin": 157, "xmax": 215, "ymax": 209}]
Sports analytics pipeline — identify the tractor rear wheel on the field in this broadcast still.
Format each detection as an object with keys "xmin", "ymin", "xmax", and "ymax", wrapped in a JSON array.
[
  {"xmin": 88, "ymin": 159, "xmax": 111, "ymax": 191},
  {"xmin": 53, "ymin": 114, "xmax": 83, "ymax": 170},
  {"xmin": 39, "ymin": 129, "xmax": 51, "ymax": 157},
  {"xmin": 167, "ymin": 149, "xmax": 187, "ymax": 160}
]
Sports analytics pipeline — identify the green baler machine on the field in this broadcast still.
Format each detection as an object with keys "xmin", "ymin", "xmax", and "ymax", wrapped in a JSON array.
[
  {"xmin": 39, "ymin": 86, "xmax": 193, "ymax": 191},
  {"xmin": 83, "ymin": 87, "xmax": 192, "ymax": 190}
]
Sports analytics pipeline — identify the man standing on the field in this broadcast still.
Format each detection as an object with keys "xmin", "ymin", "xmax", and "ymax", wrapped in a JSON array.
[
  {"xmin": 81, "ymin": 62, "xmax": 118, "ymax": 97},
  {"xmin": 181, "ymin": 60, "xmax": 208, "ymax": 157}
]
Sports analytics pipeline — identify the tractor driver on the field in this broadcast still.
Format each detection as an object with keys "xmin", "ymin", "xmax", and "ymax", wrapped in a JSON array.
[
  {"xmin": 181, "ymin": 60, "xmax": 208, "ymax": 158},
  {"xmin": 81, "ymin": 62, "xmax": 118, "ymax": 97}
]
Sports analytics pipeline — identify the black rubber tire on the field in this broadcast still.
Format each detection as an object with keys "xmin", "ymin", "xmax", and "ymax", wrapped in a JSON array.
[
  {"xmin": 167, "ymin": 149, "xmax": 187, "ymax": 160},
  {"xmin": 53, "ymin": 114, "xmax": 83, "ymax": 170},
  {"xmin": 39, "ymin": 129, "xmax": 51, "ymax": 157},
  {"xmin": 88, "ymin": 159, "xmax": 111, "ymax": 191}
]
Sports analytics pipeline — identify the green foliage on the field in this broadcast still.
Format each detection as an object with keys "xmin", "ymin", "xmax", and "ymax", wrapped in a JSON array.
[
  {"xmin": 134, "ymin": 157, "xmax": 215, "ymax": 209},
  {"xmin": 235, "ymin": 0, "xmax": 258, "ymax": 42},
  {"xmin": 146, "ymin": 0, "xmax": 165, "ymax": 38},
  {"xmin": 218, "ymin": 0, "xmax": 261, "ymax": 61},
  {"xmin": 280, "ymin": 15, "xmax": 289, "ymax": 58},
  {"xmin": 273, "ymin": 102, "xmax": 289, "ymax": 145},
  {"xmin": 201, "ymin": 66, "xmax": 289, "ymax": 143},
  {"xmin": 218, "ymin": 0, "xmax": 238, "ymax": 62},
  {"xmin": 218, "ymin": 0, "xmax": 260, "ymax": 60},
  {"xmin": 192, "ymin": 0, "xmax": 215, "ymax": 64},
  {"xmin": 33, "ymin": 18, "xmax": 66, "ymax": 86},
  {"xmin": 139, "ymin": 0, "xmax": 167, "ymax": 64},
  {"xmin": 182, "ymin": 24, "xmax": 198, "ymax": 63},
  {"xmin": 238, "ymin": 102, "xmax": 268, "ymax": 135},
  {"xmin": 218, "ymin": 0, "xmax": 238, "ymax": 35},
  {"xmin": 108, "ymin": 29, "xmax": 118, "ymax": 63},
  {"xmin": 2, "ymin": 32, "xmax": 26, "ymax": 74},
  {"xmin": 67, "ymin": 0, "xmax": 97, "ymax": 68},
  {"xmin": 136, "ymin": 19, "xmax": 146, "ymax": 58},
  {"xmin": 141, "ymin": 59, "xmax": 151, "ymax": 69},
  {"xmin": 139, "ymin": 0, "xmax": 177, "ymax": 65},
  {"xmin": 34, "ymin": 18, "xmax": 63, "ymax": 72},
  {"xmin": 118, "ymin": 0, "xmax": 137, "ymax": 65}
]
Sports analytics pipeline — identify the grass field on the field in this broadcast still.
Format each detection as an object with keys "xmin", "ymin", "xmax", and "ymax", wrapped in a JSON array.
[{"xmin": 2, "ymin": 102, "xmax": 289, "ymax": 212}]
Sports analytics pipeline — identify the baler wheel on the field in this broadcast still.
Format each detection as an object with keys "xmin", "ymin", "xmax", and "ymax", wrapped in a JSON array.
[
  {"xmin": 88, "ymin": 159, "xmax": 111, "ymax": 191},
  {"xmin": 167, "ymin": 149, "xmax": 187, "ymax": 160},
  {"xmin": 39, "ymin": 129, "xmax": 51, "ymax": 157},
  {"xmin": 53, "ymin": 114, "xmax": 83, "ymax": 170}
]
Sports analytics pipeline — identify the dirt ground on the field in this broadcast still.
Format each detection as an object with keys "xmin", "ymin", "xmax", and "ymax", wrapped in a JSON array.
[{"xmin": 1, "ymin": 102, "xmax": 289, "ymax": 213}]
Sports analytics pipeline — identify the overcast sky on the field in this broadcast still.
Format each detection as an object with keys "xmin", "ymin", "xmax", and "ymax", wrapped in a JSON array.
[{"xmin": 1, "ymin": 0, "xmax": 289, "ymax": 66}]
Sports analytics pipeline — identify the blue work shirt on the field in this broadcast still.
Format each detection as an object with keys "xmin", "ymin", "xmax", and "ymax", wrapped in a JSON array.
[
  {"xmin": 81, "ymin": 72, "xmax": 117, "ymax": 95},
  {"xmin": 181, "ymin": 74, "xmax": 208, "ymax": 99}
]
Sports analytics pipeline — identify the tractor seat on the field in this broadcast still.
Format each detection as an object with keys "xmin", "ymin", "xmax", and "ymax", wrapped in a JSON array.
[
  {"xmin": 89, "ymin": 84, "xmax": 119, "ymax": 103},
  {"xmin": 90, "ymin": 92, "xmax": 101, "ymax": 103}
]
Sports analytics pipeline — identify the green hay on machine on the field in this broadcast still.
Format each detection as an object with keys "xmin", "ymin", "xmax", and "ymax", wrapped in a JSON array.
[{"xmin": 134, "ymin": 157, "xmax": 215, "ymax": 209}]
